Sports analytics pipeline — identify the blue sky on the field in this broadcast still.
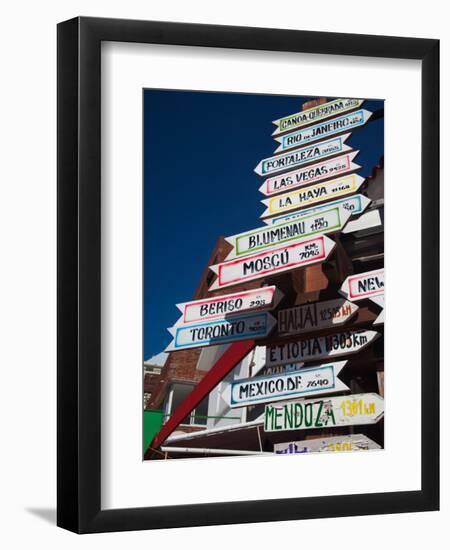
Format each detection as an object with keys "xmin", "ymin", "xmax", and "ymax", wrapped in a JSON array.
[{"xmin": 143, "ymin": 90, "xmax": 384, "ymax": 360}]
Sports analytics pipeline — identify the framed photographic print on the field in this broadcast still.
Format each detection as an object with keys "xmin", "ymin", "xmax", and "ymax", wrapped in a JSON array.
[{"xmin": 57, "ymin": 17, "xmax": 439, "ymax": 533}]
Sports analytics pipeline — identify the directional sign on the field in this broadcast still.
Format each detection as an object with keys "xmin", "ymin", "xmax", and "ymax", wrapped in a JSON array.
[
  {"xmin": 260, "ymin": 174, "xmax": 365, "ymax": 219},
  {"xmin": 370, "ymin": 295, "xmax": 384, "ymax": 325},
  {"xmin": 224, "ymin": 206, "xmax": 350, "ymax": 260},
  {"xmin": 342, "ymin": 209, "xmax": 382, "ymax": 234},
  {"xmin": 274, "ymin": 110, "xmax": 373, "ymax": 153},
  {"xmin": 165, "ymin": 312, "xmax": 276, "ymax": 351},
  {"xmin": 277, "ymin": 298, "xmax": 358, "ymax": 336},
  {"xmin": 264, "ymin": 393, "xmax": 384, "ymax": 432},
  {"xmin": 259, "ymin": 151, "xmax": 360, "ymax": 197},
  {"xmin": 340, "ymin": 268, "xmax": 384, "ymax": 301},
  {"xmin": 266, "ymin": 329, "xmax": 380, "ymax": 367},
  {"xmin": 272, "ymin": 98, "xmax": 364, "ymax": 137},
  {"xmin": 229, "ymin": 361, "xmax": 348, "ymax": 408},
  {"xmin": 174, "ymin": 286, "xmax": 282, "ymax": 325},
  {"xmin": 254, "ymin": 134, "xmax": 352, "ymax": 177},
  {"xmin": 209, "ymin": 235, "xmax": 335, "ymax": 291},
  {"xmin": 264, "ymin": 194, "xmax": 371, "ymax": 226},
  {"xmin": 274, "ymin": 434, "xmax": 381, "ymax": 454}
]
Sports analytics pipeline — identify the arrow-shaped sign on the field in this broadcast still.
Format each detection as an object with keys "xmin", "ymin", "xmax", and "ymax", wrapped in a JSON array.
[
  {"xmin": 260, "ymin": 174, "xmax": 365, "ymax": 219},
  {"xmin": 165, "ymin": 311, "xmax": 276, "ymax": 352},
  {"xmin": 259, "ymin": 151, "xmax": 360, "ymax": 197},
  {"xmin": 274, "ymin": 110, "xmax": 373, "ymax": 153},
  {"xmin": 264, "ymin": 194, "xmax": 371, "ymax": 226},
  {"xmin": 266, "ymin": 329, "xmax": 380, "ymax": 367},
  {"xmin": 342, "ymin": 209, "xmax": 382, "ymax": 234},
  {"xmin": 254, "ymin": 134, "xmax": 352, "ymax": 177},
  {"xmin": 174, "ymin": 285, "xmax": 282, "ymax": 325},
  {"xmin": 339, "ymin": 268, "xmax": 384, "ymax": 301},
  {"xmin": 272, "ymin": 98, "xmax": 364, "ymax": 137},
  {"xmin": 209, "ymin": 234, "xmax": 335, "ymax": 291},
  {"xmin": 277, "ymin": 298, "xmax": 358, "ymax": 336},
  {"xmin": 224, "ymin": 206, "xmax": 350, "ymax": 260},
  {"xmin": 274, "ymin": 434, "xmax": 381, "ymax": 454},
  {"xmin": 370, "ymin": 295, "xmax": 384, "ymax": 325},
  {"xmin": 228, "ymin": 361, "xmax": 349, "ymax": 408},
  {"xmin": 264, "ymin": 393, "xmax": 384, "ymax": 432}
]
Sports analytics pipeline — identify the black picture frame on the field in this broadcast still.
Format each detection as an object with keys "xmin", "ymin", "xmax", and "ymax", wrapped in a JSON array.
[{"xmin": 57, "ymin": 16, "xmax": 439, "ymax": 533}]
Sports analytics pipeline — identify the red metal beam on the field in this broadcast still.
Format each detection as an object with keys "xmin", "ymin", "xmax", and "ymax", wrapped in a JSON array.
[{"xmin": 149, "ymin": 339, "xmax": 256, "ymax": 452}]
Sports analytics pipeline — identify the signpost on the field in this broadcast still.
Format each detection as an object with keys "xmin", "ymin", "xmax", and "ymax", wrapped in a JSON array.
[
  {"xmin": 229, "ymin": 361, "xmax": 348, "ymax": 408},
  {"xmin": 260, "ymin": 174, "xmax": 365, "ymax": 219},
  {"xmin": 277, "ymin": 298, "xmax": 358, "ymax": 336},
  {"xmin": 224, "ymin": 206, "xmax": 350, "ymax": 260},
  {"xmin": 259, "ymin": 151, "xmax": 360, "ymax": 197},
  {"xmin": 165, "ymin": 312, "xmax": 276, "ymax": 351},
  {"xmin": 264, "ymin": 393, "xmax": 384, "ymax": 432},
  {"xmin": 254, "ymin": 134, "xmax": 352, "ymax": 177},
  {"xmin": 174, "ymin": 286, "xmax": 282, "ymax": 325},
  {"xmin": 209, "ymin": 234, "xmax": 335, "ymax": 291},
  {"xmin": 265, "ymin": 329, "xmax": 380, "ymax": 367},
  {"xmin": 274, "ymin": 110, "xmax": 373, "ymax": 153},
  {"xmin": 272, "ymin": 98, "xmax": 364, "ymax": 136},
  {"xmin": 264, "ymin": 194, "xmax": 371, "ymax": 226},
  {"xmin": 339, "ymin": 268, "xmax": 384, "ymax": 301},
  {"xmin": 274, "ymin": 434, "xmax": 381, "ymax": 454}
]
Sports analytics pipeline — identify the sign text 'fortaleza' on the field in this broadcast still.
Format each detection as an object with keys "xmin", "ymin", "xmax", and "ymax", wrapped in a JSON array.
[
  {"xmin": 265, "ymin": 329, "xmax": 379, "ymax": 367},
  {"xmin": 229, "ymin": 362, "xmax": 348, "ymax": 407},
  {"xmin": 274, "ymin": 110, "xmax": 373, "ymax": 153},
  {"xmin": 264, "ymin": 194, "xmax": 371, "ymax": 226},
  {"xmin": 209, "ymin": 235, "xmax": 335, "ymax": 291},
  {"xmin": 260, "ymin": 174, "xmax": 365, "ymax": 219},
  {"xmin": 340, "ymin": 268, "xmax": 384, "ymax": 301},
  {"xmin": 277, "ymin": 298, "xmax": 358, "ymax": 336},
  {"xmin": 225, "ymin": 206, "xmax": 350, "ymax": 260},
  {"xmin": 165, "ymin": 312, "xmax": 276, "ymax": 351},
  {"xmin": 264, "ymin": 393, "xmax": 384, "ymax": 432},
  {"xmin": 272, "ymin": 98, "xmax": 364, "ymax": 136},
  {"xmin": 274, "ymin": 434, "xmax": 381, "ymax": 454},
  {"xmin": 254, "ymin": 134, "xmax": 351, "ymax": 177},
  {"xmin": 174, "ymin": 286, "xmax": 282, "ymax": 325}
]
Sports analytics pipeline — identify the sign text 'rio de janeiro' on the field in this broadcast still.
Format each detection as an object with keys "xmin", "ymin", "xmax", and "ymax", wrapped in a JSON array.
[
  {"xmin": 260, "ymin": 173, "xmax": 365, "ymax": 219},
  {"xmin": 272, "ymin": 98, "xmax": 364, "ymax": 137},
  {"xmin": 264, "ymin": 393, "xmax": 384, "ymax": 432},
  {"xmin": 254, "ymin": 134, "xmax": 352, "ymax": 177},
  {"xmin": 209, "ymin": 234, "xmax": 335, "ymax": 291},
  {"xmin": 165, "ymin": 311, "xmax": 276, "ymax": 351},
  {"xmin": 265, "ymin": 329, "xmax": 380, "ymax": 367},
  {"xmin": 274, "ymin": 109, "xmax": 373, "ymax": 153},
  {"xmin": 277, "ymin": 298, "xmax": 358, "ymax": 336},
  {"xmin": 174, "ymin": 285, "xmax": 282, "ymax": 325},
  {"xmin": 224, "ymin": 206, "xmax": 350, "ymax": 260},
  {"xmin": 229, "ymin": 361, "xmax": 348, "ymax": 408}
]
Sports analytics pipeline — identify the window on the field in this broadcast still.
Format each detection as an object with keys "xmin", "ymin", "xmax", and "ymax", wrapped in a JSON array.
[{"xmin": 164, "ymin": 383, "xmax": 209, "ymax": 427}]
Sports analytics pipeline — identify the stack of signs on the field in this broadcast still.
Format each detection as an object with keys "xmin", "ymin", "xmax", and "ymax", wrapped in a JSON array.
[{"xmin": 340, "ymin": 268, "xmax": 384, "ymax": 325}]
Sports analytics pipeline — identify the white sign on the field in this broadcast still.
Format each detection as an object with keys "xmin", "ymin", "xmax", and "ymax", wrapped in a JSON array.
[
  {"xmin": 264, "ymin": 393, "xmax": 384, "ymax": 432},
  {"xmin": 264, "ymin": 194, "xmax": 371, "ymax": 226},
  {"xmin": 165, "ymin": 312, "xmax": 276, "ymax": 351},
  {"xmin": 274, "ymin": 110, "xmax": 373, "ymax": 153},
  {"xmin": 272, "ymin": 98, "xmax": 364, "ymax": 136},
  {"xmin": 174, "ymin": 286, "xmax": 282, "ymax": 325},
  {"xmin": 340, "ymin": 268, "xmax": 385, "ymax": 301},
  {"xmin": 254, "ymin": 134, "xmax": 352, "ymax": 177},
  {"xmin": 259, "ymin": 151, "xmax": 360, "ymax": 196},
  {"xmin": 342, "ymin": 209, "xmax": 382, "ymax": 234},
  {"xmin": 229, "ymin": 361, "xmax": 348, "ymax": 408},
  {"xmin": 209, "ymin": 235, "xmax": 335, "ymax": 291},
  {"xmin": 266, "ymin": 329, "xmax": 380, "ymax": 367},
  {"xmin": 224, "ymin": 206, "xmax": 350, "ymax": 260},
  {"xmin": 274, "ymin": 434, "xmax": 381, "ymax": 454},
  {"xmin": 277, "ymin": 298, "xmax": 358, "ymax": 336},
  {"xmin": 260, "ymin": 174, "xmax": 365, "ymax": 219},
  {"xmin": 370, "ymin": 295, "xmax": 385, "ymax": 325}
]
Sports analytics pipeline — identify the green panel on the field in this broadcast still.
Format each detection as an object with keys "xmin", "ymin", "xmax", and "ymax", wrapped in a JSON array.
[{"xmin": 143, "ymin": 409, "xmax": 164, "ymax": 453}]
